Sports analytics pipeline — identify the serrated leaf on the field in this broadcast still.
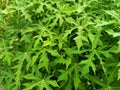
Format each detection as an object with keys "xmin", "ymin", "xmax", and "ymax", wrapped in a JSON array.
[
  {"xmin": 63, "ymin": 29, "xmax": 73, "ymax": 42},
  {"xmin": 40, "ymin": 79, "xmax": 52, "ymax": 90},
  {"xmin": 91, "ymin": 30, "xmax": 101, "ymax": 50},
  {"xmin": 58, "ymin": 66, "xmax": 74, "ymax": 81},
  {"xmin": 58, "ymin": 42, "xmax": 62, "ymax": 49},
  {"xmin": 96, "ymin": 20, "xmax": 115, "ymax": 27},
  {"xmin": 22, "ymin": 74, "xmax": 38, "ymax": 80},
  {"xmin": 57, "ymin": 14, "xmax": 64, "ymax": 26},
  {"xmin": 58, "ymin": 70, "xmax": 68, "ymax": 81},
  {"xmin": 31, "ymin": 53, "xmax": 39, "ymax": 65},
  {"xmin": 54, "ymin": 57, "xmax": 66, "ymax": 65},
  {"xmin": 89, "ymin": 75, "xmax": 106, "ymax": 87},
  {"xmin": 88, "ymin": 32, "xmax": 95, "ymax": 46},
  {"xmin": 23, "ymin": 81, "xmax": 41, "ymax": 90},
  {"xmin": 81, "ymin": 65, "xmax": 89, "ymax": 76},
  {"xmin": 90, "ymin": 62, "xmax": 96, "ymax": 74},
  {"xmin": 43, "ymin": 40, "xmax": 51, "ymax": 47},
  {"xmin": 65, "ymin": 58, "xmax": 71, "ymax": 70},
  {"xmin": 74, "ymin": 27, "xmax": 83, "ymax": 50},
  {"xmin": 105, "ymin": 10, "xmax": 120, "ymax": 22},
  {"xmin": 38, "ymin": 51, "xmax": 49, "ymax": 72},
  {"xmin": 106, "ymin": 29, "xmax": 120, "ymax": 37},
  {"xmin": 47, "ymin": 80, "xmax": 59, "ymax": 87},
  {"xmin": 46, "ymin": 49, "xmax": 60, "ymax": 56},
  {"xmin": 36, "ymin": 5, "xmax": 44, "ymax": 13},
  {"xmin": 65, "ymin": 17, "xmax": 78, "ymax": 25},
  {"xmin": 61, "ymin": 5, "xmax": 76, "ymax": 15}
]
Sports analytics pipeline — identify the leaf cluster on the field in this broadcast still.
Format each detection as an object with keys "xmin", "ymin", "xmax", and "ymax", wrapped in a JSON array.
[{"xmin": 0, "ymin": 0, "xmax": 120, "ymax": 90}]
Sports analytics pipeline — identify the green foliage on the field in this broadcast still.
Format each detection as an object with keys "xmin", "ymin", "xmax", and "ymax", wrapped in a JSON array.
[{"xmin": 0, "ymin": 0, "xmax": 120, "ymax": 90}]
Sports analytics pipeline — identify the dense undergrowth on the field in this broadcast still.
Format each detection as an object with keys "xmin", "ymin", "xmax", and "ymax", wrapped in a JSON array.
[{"xmin": 0, "ymin": 0, "xmax": 120, "ymax": 90}]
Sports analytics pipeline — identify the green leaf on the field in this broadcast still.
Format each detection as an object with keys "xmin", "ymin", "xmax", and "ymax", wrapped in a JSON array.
[
  {"xmin": 81, "ymin": 64, "xmax": 89, "ymax": 76},
  {"xmin": 105, "ymin": 10, "xmax": 120, "ymax": 23},
  {"xmin": 65, "ymin": 17, "xmax": 78, "ymax": 25},
  {"xmin": 38, "ymin": 51, "xmax": 49, "ymax": 72},
  {"xmin": 23, "ymin": 81, "xmax": 41, "ymax": 90},
  {"xmin": 22, "ymin": 74, "xmax": 39, "ymax": 80},
  {"xmin": 43, "ymin": 39, "xmax": 51, "ymax": 47},
  {"xmin": 63, "ymin": 29, "xmax": 73, "ymax": 42},
  {"xmin": 64, "ymin": 77, "xmax": 72, "ymax": 90},
  {"xmin": 65, "ymin": 58, "xmax": 71, "ymax": 70},
  {"xmin": 74, "ymin": 64, "xmax": 81, "ymax": 90},
  {"xmin": 58, "ymin": 70, "xmax": 69, "ymax": 81},
  {"xmin": 104, "ymin": 86, "xmax": 113, "ymax": 90},
  {"xmin": 91, "ymin": 30, "xmax": 101, "ymax": 50},
  {"xmin": 47, "ymin": 80, "xmax": 59, "ymax": 87},
  {"xmin": 58, "ymin": 66, "xmax": 74, "ymax": 81},
  {"xmin": 74, "ymin": 27, "xmax": 83, "ymax": 50},
  {"xmin": 89, "ymin": 75, "xmax": 106, "ymax": 87},
  {"xmin": 105, "ymin": 29, "xmax": 120, "ymax": 37},
  {"xmin": 88, "ymin": 32, "xmax": 95, "ymax": 45},
  {"xmin": 117, "ymin": 69, "xmax": 120, "ymax": 80},
  {"xmin": 46, "ymin": 49, "xmax": 60, "ymax": 56},
  {"xmin": 1, "ymin": 0, "xmax": 120, "ymax": 90},
  {"xmin": 2, "ymin": 39, "xmax": 12, "ymax": 65},
  {"xmin": 40, "ymin": 79, "xmax": 52, "ymax": 90}
]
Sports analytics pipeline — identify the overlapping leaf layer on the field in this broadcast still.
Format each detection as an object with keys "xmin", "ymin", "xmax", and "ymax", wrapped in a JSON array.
[{"xmin": 0, "ymin": 0, "xmax": 120, "ymax": 90}]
